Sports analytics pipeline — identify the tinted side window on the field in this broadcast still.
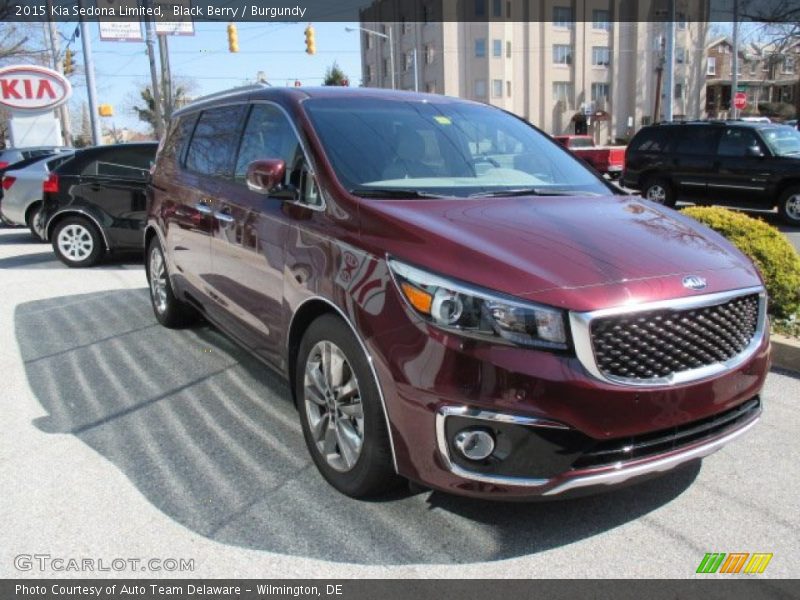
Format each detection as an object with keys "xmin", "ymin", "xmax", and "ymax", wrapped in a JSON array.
[
  {"xmin": 631, "ymin": 128, "xmax": 673, "ymax": 153},
  {"xmin": 234, "ymin": 104, "xmax": 303, "ymax": 182},
  {"xmin": 674, "ymin": 126, "xmax": 719, "ymax": 155},
  {"xmin": 185, "ymin": 105, "xmax": 247, "ymax": 177},
  {"xmin": 81, "ymin": 147, "xmax": 156, "ymax": 180},
  {"xmin": 717, "ymin": 128, "xmax": 763, "ymax": 157},
  {"xmin": 162, "ymin": 113, "xmax": 197, "ymax": 165},
  {"xmin": 46, "ymin": 155, "xmax": 73, "ymax": 170}
]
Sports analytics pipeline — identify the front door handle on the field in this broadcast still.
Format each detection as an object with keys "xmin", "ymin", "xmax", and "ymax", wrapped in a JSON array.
[{"xmin": 194, "ymin": 201, "xmax": 213, "ymax": 215}]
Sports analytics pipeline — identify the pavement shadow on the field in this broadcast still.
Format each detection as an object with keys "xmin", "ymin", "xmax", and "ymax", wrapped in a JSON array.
[
  {"xmin": 15, "ymin": 289, "xmax": 699, "ymax": 565},
  {"xmin": 0, "ymin": 250, "xmax": 143, "ymax": 270}
]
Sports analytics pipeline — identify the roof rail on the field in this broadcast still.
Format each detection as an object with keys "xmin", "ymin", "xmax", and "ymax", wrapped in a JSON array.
[{"xmin": 187, "ymin": 82, "xmax": 271, "ymax": 105}]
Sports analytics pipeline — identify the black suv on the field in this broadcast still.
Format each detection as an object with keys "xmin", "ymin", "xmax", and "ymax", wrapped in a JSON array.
[{"xmin": 622, "ymin": 121, "xmax": 800, "ymax": 225}]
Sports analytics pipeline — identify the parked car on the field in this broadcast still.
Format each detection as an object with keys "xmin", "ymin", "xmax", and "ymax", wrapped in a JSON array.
[
  {"xmin": 0, "ymin": 146, "xmax": 70, "ymax": 170},
  {"xmin": 1, "ymin": 154, "xmax": 60, "ymax": 224},
  {"xmin": 623, "ymin": 120, "xmax": 800, "ymax": 225},
  {"xmin": 41, "ymin": 142, "xmax": 158, "ymax": 267},
  {"xmin": 553, "ymin": 134, "xmax": 626, "ymax": 177},
  {"xmin": 147, "ymin": 86, "xmax": 768, "ymax": 500},
  {"xmin": 0, "ymin": 152, "xmax": 74, "ymax": 239}
]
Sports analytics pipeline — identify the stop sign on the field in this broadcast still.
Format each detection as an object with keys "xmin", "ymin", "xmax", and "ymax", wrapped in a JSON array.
[{"xmin": 734, "ymin": 92, "xmax": 747, "ymax": 110}]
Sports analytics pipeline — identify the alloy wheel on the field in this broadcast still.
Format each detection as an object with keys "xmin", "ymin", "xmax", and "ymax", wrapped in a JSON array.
[
  {"xmin": 149, "ymin": 246, "xmax": 168, "ymax": 314},
  {"xmin": 303, "ymin": 340, "xmax": 364, "ymax": 473},
  {"xmin": 786, "ymin": 194, "xmax": 800, "ymax": 222},
  {"xmin": 646, "ymin": 184, "xmax": 667, "ymax": 204},
  {"xmin": 57, "ymin": 224, "xmax": 94, "ymax": 261}
]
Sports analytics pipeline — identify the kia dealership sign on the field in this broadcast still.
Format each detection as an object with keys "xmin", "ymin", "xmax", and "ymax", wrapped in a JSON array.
[{"xmin": 0, "ymin": 65, "xmax": 72, "ymax": 112}]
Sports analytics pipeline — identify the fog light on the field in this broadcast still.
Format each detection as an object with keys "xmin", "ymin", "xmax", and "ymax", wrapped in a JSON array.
[{"xmin": 454, "ymin": 429, "xmax": 495, "ymax": 461}]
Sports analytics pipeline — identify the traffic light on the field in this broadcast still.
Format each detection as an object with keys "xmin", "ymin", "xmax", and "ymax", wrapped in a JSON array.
[
  {"xmin": 305, "ymin": 25, "xmax": 316, "ymax": 55},
  {"xmin": 98, "ymin": 104, "xmax": 113, "ymax": 117},
  {"xmin": 63, "ymin": 48, "xmax": 74, "ymax": 75},
  {"xmin": 227, "ymin": 23, "xmax": 239, "ymax": 53}
]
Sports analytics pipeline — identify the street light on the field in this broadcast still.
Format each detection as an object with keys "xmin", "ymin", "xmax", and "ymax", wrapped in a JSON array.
[{"xmin": 345, "ymin": 25, "xmax": 395, "ymax": 90}]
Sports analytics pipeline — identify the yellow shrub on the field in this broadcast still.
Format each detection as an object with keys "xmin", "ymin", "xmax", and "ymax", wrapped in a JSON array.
[{"xmin": 681, "ymin": 206, "xmax": 800, "ymax": 318}]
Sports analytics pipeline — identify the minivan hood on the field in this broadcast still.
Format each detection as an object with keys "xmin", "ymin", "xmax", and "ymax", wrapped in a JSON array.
[{"xmin": 358, "ymin": 194, "xmax": 761, "ymax": 307}]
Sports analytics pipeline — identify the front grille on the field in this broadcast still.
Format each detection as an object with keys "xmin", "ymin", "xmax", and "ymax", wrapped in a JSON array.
[
  {"xmin": 572, "ymin": 397, "xmax": 761, "ymax": 469},
  {"xmin": 590, "ymin": 293, "xmax": 760, "ymax": 381}
]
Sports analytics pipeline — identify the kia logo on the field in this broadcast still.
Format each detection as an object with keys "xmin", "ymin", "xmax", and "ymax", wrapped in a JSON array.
[
  {"xmin": 0, "ymin": 65, "xmax": 72, "ymax": 112},
  {"xmin": 682, "ymin": 275, "xmax": 707, "ymax": 291}
]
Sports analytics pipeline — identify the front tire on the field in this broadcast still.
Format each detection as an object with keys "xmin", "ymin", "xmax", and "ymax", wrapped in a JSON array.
[
  {"xmin": 642, "ymin": 176, "xmax": 676, "ymax": 208},
  {"xmin": 52, "ymin": 216, "xmax": 104, "ymax": 267},
  {"xmin": 778, "ymin": 187, "xmax": 800, "ymax": 226},
  {"xmin": 146, "ymin": 237, "xmax": 198, "ymax": 328},
  {"xmin": 295, "ymin": 314, "xmax": 400, "ymax": 498}
]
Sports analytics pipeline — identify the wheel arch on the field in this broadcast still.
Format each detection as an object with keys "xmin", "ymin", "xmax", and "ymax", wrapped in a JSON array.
[
  {"xmin": 45, "ymin": 209, "xmax": 110, "ymax": 250},
  {"xmin": 775, "ymin": 179, "xmax": 800, "ymax": 206},
  {"xmin": 286, "ymin": 296, "xmax": 399, "ymax": 473}
]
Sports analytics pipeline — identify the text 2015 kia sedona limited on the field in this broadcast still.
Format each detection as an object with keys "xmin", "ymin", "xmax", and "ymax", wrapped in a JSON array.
[{"xmin": 146, "ymin": 87, "xmax": 768, "ymax": 500}]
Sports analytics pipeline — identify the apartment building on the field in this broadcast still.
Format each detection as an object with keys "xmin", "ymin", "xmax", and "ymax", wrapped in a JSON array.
[
  {"xmin": 358, "ymin": 0, "xmax": 709, "ymax": 143},
  {"xmin": 706, "ymin": 36, "xmax": 800, "ymax": 118}
]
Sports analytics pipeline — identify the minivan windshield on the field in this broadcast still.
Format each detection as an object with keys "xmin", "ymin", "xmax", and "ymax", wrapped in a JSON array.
[
  {"xmin": 303, "ymin": 97, "xmax": 610, "ymax": 199},
  {"xmin": 761, "ymin": 127, "xmax": 800, "ymax": 156}
]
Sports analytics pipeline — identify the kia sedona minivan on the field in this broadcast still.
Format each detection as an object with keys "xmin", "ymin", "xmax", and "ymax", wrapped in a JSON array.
[{"xmin": 146, "ymin": 86, "xmax": 768, "ymax": 500}]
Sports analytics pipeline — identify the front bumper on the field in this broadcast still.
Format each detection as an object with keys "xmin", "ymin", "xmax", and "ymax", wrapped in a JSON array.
[{"xmin": 363, "ymin": 290, "xmax": 770, "ymax": 500}]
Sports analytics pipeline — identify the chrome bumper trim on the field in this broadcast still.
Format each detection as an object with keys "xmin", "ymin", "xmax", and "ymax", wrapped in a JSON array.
[{"xmin": 435, "ymin": 403, "xmax": 760, "ymax": 495}]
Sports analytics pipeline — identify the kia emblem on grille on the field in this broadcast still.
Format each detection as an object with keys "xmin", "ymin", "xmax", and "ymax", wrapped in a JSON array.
[{"xmin": 682, "ymin": 275, "xmax": 707, "ymax": 291}]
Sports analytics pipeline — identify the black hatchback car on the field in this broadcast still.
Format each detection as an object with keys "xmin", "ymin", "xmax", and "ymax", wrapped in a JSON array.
[
  {"xmin": 622, "ymin": 121, "xmax": 800, "ymax": 225},
  {"xmin": 42, "ymin": 142, "xmax": 158, "ymax": 267}
]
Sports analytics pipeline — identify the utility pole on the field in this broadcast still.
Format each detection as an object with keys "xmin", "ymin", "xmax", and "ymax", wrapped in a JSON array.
[
  {"xmin": 144, "ymin": 0, "xmax": 164, "ymax": 139},
  {"xmin": 413, "ymin": 47, "xmax": 419, "ymax": 92},
  {"xmin": 388, "ymin": 26, "xmax": 396, "ymax": 90},
  {"xmin": 663, "ymin": 0, "xmax": 676, "ymax": 122},
  {"xmin": 731, "ymin": 0, "xmax": 740, "ymax": 119},
  {"xmin": 158, "ymin": 34, "xmax": 173, "ymax": 122},
  {"xmin": 44, "ymin": 11, "xmax": 72, "ymax": 145},
  {"xmin": 78, "ymin": 0, "xmax": 101, "ymax": 145}
]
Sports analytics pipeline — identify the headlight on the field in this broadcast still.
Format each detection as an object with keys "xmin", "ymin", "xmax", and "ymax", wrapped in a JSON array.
[{"xmin": 388, "ymin": 258, "xmax": 568, "ymax": 350}]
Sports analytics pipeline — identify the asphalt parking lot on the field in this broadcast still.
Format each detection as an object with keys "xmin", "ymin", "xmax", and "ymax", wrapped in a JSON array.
[{"xmin": 0, "ymin": 226, "xmax": 798, "ymax": 579}]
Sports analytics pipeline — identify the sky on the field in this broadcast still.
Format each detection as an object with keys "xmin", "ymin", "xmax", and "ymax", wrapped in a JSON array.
[{"xmin": 56, "ymin": 20, "xmax": 363, "ymax": 132}]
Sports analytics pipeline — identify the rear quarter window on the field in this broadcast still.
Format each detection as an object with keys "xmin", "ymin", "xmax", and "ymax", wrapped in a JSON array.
[
  {"xmin": 631, "ymin": 128, "xmax": 674, "ymax": 153},
  {"xmin": 160, "ymin": 113, "xmax": 198, "ymax": 167}
]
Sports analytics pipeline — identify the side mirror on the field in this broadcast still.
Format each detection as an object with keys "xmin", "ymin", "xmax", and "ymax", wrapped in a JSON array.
[
  {"xmin": 746, "ymin": 146, "xmax": 765, "ymax": 158},
  {"xmin": 246, "ymin": 159, "xmax": 286, "ymax": 194}
]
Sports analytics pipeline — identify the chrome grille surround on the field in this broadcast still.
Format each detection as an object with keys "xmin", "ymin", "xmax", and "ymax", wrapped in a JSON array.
[{"xmin": 569, "ymin": 286, "xmax": 767, "ymax": 386}]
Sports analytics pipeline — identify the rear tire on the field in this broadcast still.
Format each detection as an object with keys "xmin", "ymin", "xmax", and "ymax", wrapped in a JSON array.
[
  {"xmin": 26, "ymin": 203, "xmax": 47, "ymax": 242},
  {"xmin": 52, "ymin": 216, "xmax": 104, "ymax": 268},
  {"xmin": 295, "ymin": 314, "xmax": 401, "ymax": 498},
  {"xmin": 146, "ymin": 236, "xmax": 198, "ymax": 328},
  {"xmin": 778, "ymin": 187, "xmax": 800, "ymax": 226},
  {"xmin": 642, "ymin": 176, "xmax": 676, "ymax": 208}
]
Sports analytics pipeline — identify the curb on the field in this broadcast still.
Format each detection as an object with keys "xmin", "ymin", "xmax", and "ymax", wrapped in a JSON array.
[{"xmin": 771, "ymin": 334, "xmax": 800, "ymax": 374}]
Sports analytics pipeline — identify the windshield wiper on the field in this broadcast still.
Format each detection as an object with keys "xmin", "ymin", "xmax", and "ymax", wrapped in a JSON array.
[
  {"xmin": 469, "ymin": 188, "xmax": 592, "ymax": 198},
  {"xmin": 349, "ymin": 187, "xmax": 451, "ymax": 199}
]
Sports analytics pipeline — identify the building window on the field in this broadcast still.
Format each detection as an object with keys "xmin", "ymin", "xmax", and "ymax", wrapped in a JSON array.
[
  {"xmin": 592, "ymin": 46, "xmax": 610, "ymax": 67},
  {"xmin": 492, "ymin": 0, "xmax": 501, "ymax": 17},
  {"xmin": 475, "ymin": 79, "xmax": 487, "ymax": 98},
  {"xmin": 750, "ymin": 60, "xmax": 758, "ymax": 75},
  {"xmin": 506, "ymin": 40, "xmax": 512, "ymax": 58},
  {"xmin": 492, "ymin": 79, "xmax": 503, "ymax": 98},
  {"xmin": 425, "ymin": 45, "xmax": 435, "ymax": 65},
  {"xmin": 493, "ymin": 39, "xmax": 502, "ymax": 57},
  {"xmin": 591, "ymin": 82, "xmax": 610, "ymax": 103},
  {"xmin": 553, "ymin": 6, "xmax": 573, "ymax": 28},
  {"xmin": 402, "ymin": 20, "xmax": 412, "ymax": 35},
  {"xmin": 592, "ymin": 9, "xmax": 610, "ymax": 30},
  {"xmin": 507, "ymin": 80, "xmax": 512, "ymax": 96},
  {"xmin": 553, "ymin": 44, "xmax": 573, "ymax": 65},
  {"xmin": 675, "ymin": 83, "xmax": 684, "ymax": 100},
  {"xmin": 383, "ymin": 58, "xmax": 389, "ymax": 78},
  {"xmin": 506, "ymin": 0, "xmax": 511, "ymax": 18},
  {"xmin": 364, "ymin": 33, "xmax": 372, "ymax": 50},
  {"xmin": 784, "ymin": 56, "xmax": 796, "ymax": 74},
  {"xmin": 475, "ymin": 38, "xmax": 486, "ymax": 58},
  {"xmin": 475, "ymin": 0, "xmax": 486, "ymax": 17},
  {"xmin": 404, "ymin": 52, "xmax": 413, "ymax": 72},
  {"xmin": 676, "ymin": 47, "xmax": 685, "ymax": 64},
  {"xmin": 553, "ymin": 81, "xmax": 573, "ymax": 105},
  {"xmin": 426, "ymin": 81, "xmax": 436, "ymax": 94},
  {"xmin": 707, "ymin": 57, "xmax": 716, "ymax": 76},
  {"xmin": 366, "ymin": 65, "xmax": 374, "ymax": 83}
]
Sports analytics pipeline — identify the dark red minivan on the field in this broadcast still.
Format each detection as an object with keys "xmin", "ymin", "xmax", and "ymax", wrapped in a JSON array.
[{"xmin": 146, "ymin": 86, "xmax": 769, "ymax": 500}]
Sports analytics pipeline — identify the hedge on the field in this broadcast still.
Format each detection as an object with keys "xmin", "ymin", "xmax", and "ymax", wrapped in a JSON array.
[{"xmin": 681, "ymin": 206, "xmax": 800, "ymax": 318}]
